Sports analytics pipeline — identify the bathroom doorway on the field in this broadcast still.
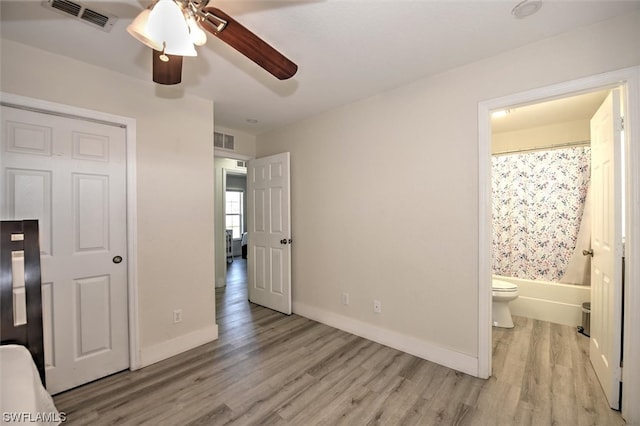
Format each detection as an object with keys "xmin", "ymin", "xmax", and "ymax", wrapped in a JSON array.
[
  {"xmin": 478, "ymin": 67, "xmax": 640, "ymax": 419},
  {"xmin": 490, "ymin": 89, "xmax": 609, "ymax": 321},
  {"xmin": 489, "ymin": 88, "xmax": 623, "ymax": 409}
]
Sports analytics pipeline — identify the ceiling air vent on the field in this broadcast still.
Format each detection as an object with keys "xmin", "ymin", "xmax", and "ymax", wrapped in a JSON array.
[
  {"xmin": 214, "ymin": 132, "xmax": 235, "ymax": 151},
  {"xmin": 43, "ymin": 0, "xmax": 118, "ymax": 33}
]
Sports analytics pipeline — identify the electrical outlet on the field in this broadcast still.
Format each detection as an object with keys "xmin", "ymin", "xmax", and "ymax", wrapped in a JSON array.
[
  {"xmin": 373, "ymin": 300, "xmax": 382, "ymax": 313},
  {"xmin": 341, "ymin": 293, "xmax": 349, "ymax": 306},
  {"xmin": 173, "ymin": 309, "xmax": 183, "ymax": 324}
]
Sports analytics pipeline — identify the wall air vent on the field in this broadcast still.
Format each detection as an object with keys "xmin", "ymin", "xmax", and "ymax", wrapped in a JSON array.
[
  {"xmin": 42, "ymin": 0, "xmax": 118, "ymax": 33},
  {"xmin": 236, "ymin": 161, "xmax": 247, "ymax": 168},
  {"xmin": 214, "ymin": 132, "xmax": 235, "ymax": 151}
]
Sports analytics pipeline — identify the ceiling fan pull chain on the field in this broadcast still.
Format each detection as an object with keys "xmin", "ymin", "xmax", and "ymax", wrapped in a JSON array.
[{"xmin": 159, "ymin": 42, "xmax": 169, "ymax": 62}]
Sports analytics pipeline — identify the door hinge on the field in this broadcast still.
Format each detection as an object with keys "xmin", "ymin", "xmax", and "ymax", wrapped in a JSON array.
[
  {"xmin": 620, "ymin": 116, "xmax": 625, "ymax": 131},
  {"xmin": 615, "ymin": 365, "xmax": 623, "ymax": 382}
]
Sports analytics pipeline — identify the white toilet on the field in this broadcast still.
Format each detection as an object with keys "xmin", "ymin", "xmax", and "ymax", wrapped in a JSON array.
[{"xmin": 492, "ymin": 279, "xmax": 519, "ymax": 328}]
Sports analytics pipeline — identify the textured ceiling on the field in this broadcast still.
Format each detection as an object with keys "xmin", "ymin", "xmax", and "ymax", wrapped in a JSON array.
[{"xmin": 1, "ymin": 0, "xmax": 639, "ymax": 135}]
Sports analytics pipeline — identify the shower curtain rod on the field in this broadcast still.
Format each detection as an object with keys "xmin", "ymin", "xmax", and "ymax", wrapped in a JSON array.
[{"xmin": 493, "ymin": 140, "xmax": 590, "ymax": 156}]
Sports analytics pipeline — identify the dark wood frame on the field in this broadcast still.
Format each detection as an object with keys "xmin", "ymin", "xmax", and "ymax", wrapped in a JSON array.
[{"xmin": 0, "ymin": 220, "xmax": 46, "ymax": 385}]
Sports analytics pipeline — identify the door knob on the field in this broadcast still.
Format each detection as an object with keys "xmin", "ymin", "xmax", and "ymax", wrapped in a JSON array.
[
  {"xmin": 280, "ymin": 239, "xmax": 288, "ymax": 245},
  {"xmin": 582, "ymin": 249, "xmax": 594, "ymax": 257},
  {"xmin": 113, "ymin": 256, "xmax": 123, "ymax": 264}
]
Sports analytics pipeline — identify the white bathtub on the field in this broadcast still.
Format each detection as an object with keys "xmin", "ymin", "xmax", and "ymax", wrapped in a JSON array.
[{"xmin": 493, "ymin": 275, "xmax": 590, "ymax": 327}]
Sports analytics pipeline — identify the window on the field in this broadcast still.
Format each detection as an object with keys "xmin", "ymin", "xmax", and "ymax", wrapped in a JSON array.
[{"xmin": 225, "ymin": 190, "xmax": 243, "ymax": 239}]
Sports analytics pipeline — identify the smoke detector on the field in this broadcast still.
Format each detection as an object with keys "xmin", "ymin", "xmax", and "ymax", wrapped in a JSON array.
[{"xmin": 512, "ymin": 0, "xmax": 542, "ymax": 19}]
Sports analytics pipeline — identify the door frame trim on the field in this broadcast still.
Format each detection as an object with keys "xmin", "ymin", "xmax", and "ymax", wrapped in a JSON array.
[
  {"xmin": 477, "ymin": 66, "xmax": 640, "ymax": 422},
  {"xmin": 1, "ymin": 92, "xmax": 141, "ymax": 371}
]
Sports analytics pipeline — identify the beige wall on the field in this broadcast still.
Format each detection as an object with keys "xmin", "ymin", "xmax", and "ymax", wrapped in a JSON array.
[
  {"xmin": 214, "ymin": 126, "xmax": 257, "ymax": 158},
  {"xmin": 492, "ymin": 119, "xmax": 590, "ymax": 153},
  {"xmin": 1, "ymin": 39, "xmax": 217, "ymax": 356},
  {"xmin": 256, "ymin": 12, "xmax": 640, "ymax": 358}
]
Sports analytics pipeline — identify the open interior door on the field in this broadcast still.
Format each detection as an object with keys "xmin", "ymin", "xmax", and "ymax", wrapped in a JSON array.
[
  {"xmin": 247, "ymin": 152, "xmax": 291, "ymax": 314},
  {"xmin": 589, "ymin": 89, "xmax": 623, "ymax": 409}
]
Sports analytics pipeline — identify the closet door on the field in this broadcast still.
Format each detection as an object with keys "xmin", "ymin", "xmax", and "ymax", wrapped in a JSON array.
[{"xmin": 1, "ymin": 105, "xmax": 129, "ymax": 394}]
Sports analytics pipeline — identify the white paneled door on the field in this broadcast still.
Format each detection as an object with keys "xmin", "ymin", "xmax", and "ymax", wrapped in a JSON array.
[
  {"xmin": 247, "ymin": 152, "xmax": 292, "ymax": 315},
  {"xmin": 0, "ymin": 105, "xmax": 129, "ymax": 394},
  {"xmin": 589, "ymin": 90, "xmax": 623, "ymax": 409}
]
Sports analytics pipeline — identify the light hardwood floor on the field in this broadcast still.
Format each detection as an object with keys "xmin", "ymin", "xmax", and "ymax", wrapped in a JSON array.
[{"xmin": 54, "ymin": 259, "xmax": 625, "ymax": 425}]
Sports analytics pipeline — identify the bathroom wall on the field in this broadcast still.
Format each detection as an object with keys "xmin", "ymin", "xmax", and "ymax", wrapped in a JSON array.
[{"xmin": 492, "ymin": 119, "xmax": 590, "ymax": 153}]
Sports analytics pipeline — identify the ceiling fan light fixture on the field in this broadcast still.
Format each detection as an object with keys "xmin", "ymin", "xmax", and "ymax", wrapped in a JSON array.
[
  {"xmin": 186, "ymin": 13, "xmax": 208, "ymax": 46},
  {"xmin": 146, "ymin": 0, "xmax": 197, "ymax": 57},
  {"xmin": 127, "ymin": 9, "xmax": 163, "ymax": 51},
  {"xmin": 153, "ymin": 48, "xmax": 183, "ymax": 85},
  {"xmin": 139, "ymin": 1, "xmax": 297, "ymax": 83}
]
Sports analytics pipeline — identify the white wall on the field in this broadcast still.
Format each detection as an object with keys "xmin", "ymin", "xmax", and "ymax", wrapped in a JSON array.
[
  {"xmin": 0, "ymin": 39, "xmax": 217, "ymax": 363},
  {"xmin": 256, "ymin": 12, "xmax": 640, "ymax": 367}
]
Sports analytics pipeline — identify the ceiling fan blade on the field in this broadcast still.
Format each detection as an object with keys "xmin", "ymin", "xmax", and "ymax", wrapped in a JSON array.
[
  {"xmin": 201, "ymin": 7, "xmax": 298, "ymax": 80},
  {"xmin": 152, "ymin": 49, "xmax": 183, "ymax": 85}
]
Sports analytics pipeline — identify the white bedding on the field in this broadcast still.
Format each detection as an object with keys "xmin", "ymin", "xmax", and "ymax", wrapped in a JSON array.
[{"xmin": 0, "ymin": 345, "xmax": 62, "ymax": 425}]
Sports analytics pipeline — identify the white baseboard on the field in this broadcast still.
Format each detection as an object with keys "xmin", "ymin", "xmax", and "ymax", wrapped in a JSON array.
[
  {"xmin": 293, "ymin": 302, "xmax": 479, "ymax": 377},
  {"xmin": 138, "ymin": 324, "xmax": 219, "ymax": 368}
]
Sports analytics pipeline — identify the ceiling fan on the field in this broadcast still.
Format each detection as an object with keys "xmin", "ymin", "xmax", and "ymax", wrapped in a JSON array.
[{"xmin": 127, "ymin": 0, "xmax": 298, "ymax": 85}]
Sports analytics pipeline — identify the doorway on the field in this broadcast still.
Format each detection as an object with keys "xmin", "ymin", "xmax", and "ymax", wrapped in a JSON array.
[
  {"xmin": 489, "ymin": 87, "xmax": 623, "ymax": 407},
  {"xmin": 477, "ymin": 67, "xmax": 640, "ymax": 421},
  {"xmin": 214, "ymin": 151, "xmax": 293, "ymax": 315},
  {"xmin": 490, "ymin": 89, "xmax": 608, "ymax": 309},
  {"xmin": 214, "ymin": 155, "xmax": 249, "ymax": 290}
]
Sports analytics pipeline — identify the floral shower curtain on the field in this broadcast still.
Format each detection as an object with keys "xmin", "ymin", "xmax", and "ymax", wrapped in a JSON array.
[{"xmin": 492, "ymin": 146, "xmax": 591, "ymax": 282}]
